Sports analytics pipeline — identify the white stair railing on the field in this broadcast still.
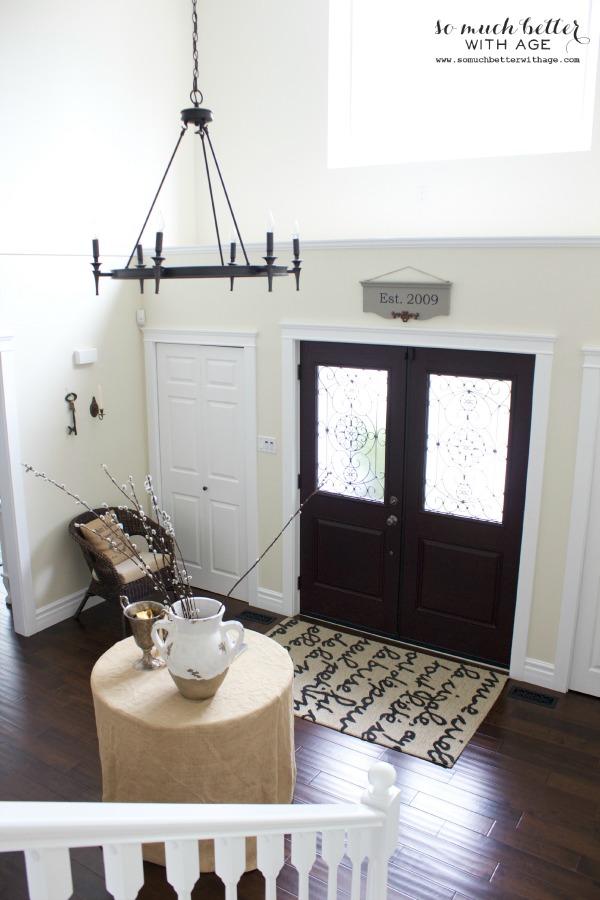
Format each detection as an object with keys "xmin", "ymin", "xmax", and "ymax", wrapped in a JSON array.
[{"xmin": 0, "ymin": 761, "xmax": 400, "ymax": 900}]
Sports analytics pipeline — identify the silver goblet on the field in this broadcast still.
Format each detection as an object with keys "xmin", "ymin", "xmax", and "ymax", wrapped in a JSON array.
[{"xmin": 121, "ymin": 598, "xmax": 167, "ymax": 669}]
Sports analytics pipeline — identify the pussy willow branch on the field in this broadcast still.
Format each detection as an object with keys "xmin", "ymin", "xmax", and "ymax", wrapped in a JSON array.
[
  {"xmin": 22, "ymin": 464, "xmax": 183, "ymax": 605},
  {"xmin": 24, "ymin": 462, "xmax": 328, "ymax": 610},
  {"xmin": 226, "ymin": 483, "xmax": 323, "ymax": 598},
  {"xmin": 100, "ymin": 465, "xmax": 193, "ymax": 601}
]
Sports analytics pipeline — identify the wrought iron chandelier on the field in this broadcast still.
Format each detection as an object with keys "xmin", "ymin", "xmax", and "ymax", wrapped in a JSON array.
[{"xmin": 91, "ymin": 0, "xmax": 301, "ymax": 295}]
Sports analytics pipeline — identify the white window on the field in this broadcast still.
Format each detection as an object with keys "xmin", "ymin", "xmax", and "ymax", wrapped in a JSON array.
[{"xmin": 328, "ymin": 0, "xmax": 600, "ymax": 167}]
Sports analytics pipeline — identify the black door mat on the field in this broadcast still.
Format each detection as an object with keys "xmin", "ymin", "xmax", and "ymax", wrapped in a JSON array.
[
  {"xmin": 239, "ymin": 611, "xmax": 277, "ymax": 625},
  {"xmin": 507, "ymin": 685, "xmax": 558, "ymax": 708}
]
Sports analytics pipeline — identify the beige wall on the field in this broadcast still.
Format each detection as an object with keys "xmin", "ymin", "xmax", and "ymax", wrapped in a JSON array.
[
  {"xmin": 2, "ymin": 0, "xmax": 600, "ymax": 673},
  {"xmin": 143, "ymin": 241, "xmax": 600, "ymax": 666}
]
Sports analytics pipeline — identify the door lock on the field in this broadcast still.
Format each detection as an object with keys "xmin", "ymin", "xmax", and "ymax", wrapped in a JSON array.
[
  {"xmin": 386, "ymin": 514, "xmax": 398, "ymax": 526},
  {"xmin": 389, "ymin": 495, "xmax": 398, "ymax": 505}
]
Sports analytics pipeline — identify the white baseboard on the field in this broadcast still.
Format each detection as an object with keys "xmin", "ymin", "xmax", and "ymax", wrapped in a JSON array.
[
  {"xmin": 255, "ymin": 588, "xmax": 286, "ymax": 615},
  {"xmin": 34, "ymin": 590, "xmax": 562, "ymax": 695},
  {"xmin": 35, "ymin": 586, "xmax": 282, "ymax": 632},
  {"xmin": 35, "ymin": 590, "xmax": 103, "ymax": 631},
  {"xmin": 521, "ymin": 657, "xmax": 557, "ymax": 690}
]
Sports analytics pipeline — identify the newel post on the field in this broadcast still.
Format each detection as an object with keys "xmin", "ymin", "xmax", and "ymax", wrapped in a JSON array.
[{"xmin": 362, "ymin": 761, "xmax": 401, "ymax": 900}]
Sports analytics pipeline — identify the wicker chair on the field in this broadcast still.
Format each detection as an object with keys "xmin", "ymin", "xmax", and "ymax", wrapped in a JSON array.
[{"xmin": 69, "ymin": 507, "xmax": 176, "ymax": 619}]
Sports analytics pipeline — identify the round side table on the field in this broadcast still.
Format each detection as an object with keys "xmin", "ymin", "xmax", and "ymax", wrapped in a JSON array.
[{"xmin": 91, "ymin": 628, "xmax": 296, "ymax": 871}]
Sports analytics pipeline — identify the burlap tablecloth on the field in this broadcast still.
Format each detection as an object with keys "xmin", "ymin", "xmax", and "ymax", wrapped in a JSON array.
[{"xmin": 91, "ymin": 629, "xmax": 296, "ymax": 871}]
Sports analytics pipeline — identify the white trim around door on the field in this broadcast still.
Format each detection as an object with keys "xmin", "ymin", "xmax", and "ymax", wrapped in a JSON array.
[
  {"xmin": 280, "ymin": 323, "xmax": 555, "ymax": 684},
  {"xmin": 143, "ymin": 329, "xmax": 259, "ymax": 604},
  {"xmin": 555, "ymin": 349, "xmax": 600, "ymax": 693},
  {"xmin": 0, "ymin": 335, "xmax": 36, "ymax": 635}
]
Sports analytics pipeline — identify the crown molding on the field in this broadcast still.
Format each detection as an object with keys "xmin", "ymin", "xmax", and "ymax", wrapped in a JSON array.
[
  {"xmin": 3, "ymin": 235, "xmax": 599, "ymax": 259},
  {"xmin": 165, "ymin": 235, "xmax": 600, "ymax": 254}
]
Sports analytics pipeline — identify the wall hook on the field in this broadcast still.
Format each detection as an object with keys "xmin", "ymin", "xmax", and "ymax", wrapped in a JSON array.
[
  {"xmin": 90, "ymin": 396, "xmax": 105, "ymax": 420},
  {"xmin": 65, "ymin": 392, "xmax": 78, "ymax": 435}
]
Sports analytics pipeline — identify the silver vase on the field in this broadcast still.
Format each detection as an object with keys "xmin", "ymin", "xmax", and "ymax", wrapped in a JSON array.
[{"xmin": 121, "ymin": 598, "xmax": 167, "ymax": 670}]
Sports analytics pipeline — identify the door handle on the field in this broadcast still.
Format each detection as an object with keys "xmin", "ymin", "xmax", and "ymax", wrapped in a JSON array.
[{"xmin": 386, "ymin": 514, "xmax": 398, "ymax": 526}]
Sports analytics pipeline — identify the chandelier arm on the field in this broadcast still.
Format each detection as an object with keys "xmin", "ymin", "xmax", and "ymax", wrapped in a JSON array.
[
  {"xmin": 204, "ymin": 130, "xmax": 251, "ymax": 266},
  {"xmin": 199, "ymin": 129, "xmax": 225, "ymax": 266},
  {"xmin": 125, "ymin": 125, "xmax": 188, "ymax": 269}
]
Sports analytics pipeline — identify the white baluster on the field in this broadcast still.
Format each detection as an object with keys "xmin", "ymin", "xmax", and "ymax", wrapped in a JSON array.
[
  {"xmin": 346, "ymin": 827, "xmax": 366, "ymax": 900},
  {"xmin": 102, "ymin": 842, "xmax": 144, "ymax": 900},
  {"xmin": 165, "ymin": 838, "xmax": 200, "ymax": 899},
  {"xmin": 321, "ymin": 828, "xmax": 345, "ymax": 900},
  {"xmin": 214, "ymin": 835, "xmax": 245, "ymax": 900},
  {"xmin": 256, "ymin": 832, "xmax": 285, "ymax": 900},
  {"xmin": 24, "ymin": 847, "xmax": 73, "ymax": 900},
  {"xmin": 291, "ymin": 831, "xmax": 317, "ymax": 900}
]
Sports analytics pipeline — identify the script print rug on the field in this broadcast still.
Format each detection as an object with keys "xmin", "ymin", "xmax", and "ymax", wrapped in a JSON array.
[{"xmin": 269, "ymin": 618, "xmax": 507, "ymax": 768}]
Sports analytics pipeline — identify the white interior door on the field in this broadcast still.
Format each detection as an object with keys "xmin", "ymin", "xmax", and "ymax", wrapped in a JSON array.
[
  {"xmin": 569, "ymin": 398, "xmax": 600, "ymax": 697},
  {"xmin": 157, "ymin": 343, "xmax": 249, "ymax": 600}
]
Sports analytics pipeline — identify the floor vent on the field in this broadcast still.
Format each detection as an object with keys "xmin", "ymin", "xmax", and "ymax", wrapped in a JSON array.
[
  {"xmin": 507, "ymin": 685, "xmax": 558, "ymax": 708},
  {"xmin": 239, "ymin": 611, "xmax": 277, "ymax": 625}
]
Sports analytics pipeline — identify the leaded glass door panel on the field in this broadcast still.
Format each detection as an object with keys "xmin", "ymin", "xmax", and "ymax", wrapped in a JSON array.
[
  {"xmin": 299, "ymin": 342, "xmax": 406, "ymax": 635},
  {"xmin": 400, "ymin": 347, "xmax": 534, "ymax": 666},
  {"xmin": 300, "ymin": 342, "xmax": 535, "ymax": 667}
]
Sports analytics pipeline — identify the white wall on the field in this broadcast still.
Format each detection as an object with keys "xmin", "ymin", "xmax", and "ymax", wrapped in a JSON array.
[
  {"xmin": 196, "ymin": 0, "xmax": 600, "ymax": 241},
  {"xmin": 0, "ymin": 0, "xmax": 193, "ymax": 611},
  {"xmin": 2, "ymin": 0, "xmax": 600, "ymax": 680}
]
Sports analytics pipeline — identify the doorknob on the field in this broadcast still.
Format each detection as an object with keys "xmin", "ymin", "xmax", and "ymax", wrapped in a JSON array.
[{"xmin": 386, "ymin": 514, "xmax": 398, "ymax": 526}]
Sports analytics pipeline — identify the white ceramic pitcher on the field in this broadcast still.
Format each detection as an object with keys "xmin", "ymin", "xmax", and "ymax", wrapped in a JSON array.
[{"xmin": 151, "ymin": 597, "xmax": 244, "ymax": 700}]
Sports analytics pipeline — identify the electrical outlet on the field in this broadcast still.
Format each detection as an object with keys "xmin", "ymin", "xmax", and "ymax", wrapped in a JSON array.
[
  {"xmin": 258, "ymin": 436, "xmax": 277, "ymax": 453},
  {"xmin": 136, "ymin": 309, "xmax": 146, "ymax": 326}
]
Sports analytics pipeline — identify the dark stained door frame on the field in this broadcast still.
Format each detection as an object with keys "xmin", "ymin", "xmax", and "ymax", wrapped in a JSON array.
[{"xmin": 299, "ymin": 341, "xmax": 535, "ymax": 667}]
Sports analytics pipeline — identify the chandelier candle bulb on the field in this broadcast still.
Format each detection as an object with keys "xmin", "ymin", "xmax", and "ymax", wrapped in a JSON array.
[
  {"xmin": 266, "ymin": 211, "xmax": 275, "ymax": 255},
  {"xmin": 293, "ymin": 221, "xmax": 300, "ymax": 258},
  {"xmin": 92, "ymin": 238, "xmax": 99, "ymax": 259},
  {"xmin": 136, "ymin": 243, "xmax": 144, "ymax": 264}
]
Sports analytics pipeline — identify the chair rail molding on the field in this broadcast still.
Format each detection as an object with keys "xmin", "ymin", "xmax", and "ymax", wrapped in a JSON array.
[{"xmin": 280, "ymin": 323, "xmax": 555, "ymax": 685}]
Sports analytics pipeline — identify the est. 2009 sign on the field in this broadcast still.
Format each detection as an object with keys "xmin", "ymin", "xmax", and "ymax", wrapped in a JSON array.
[{"xmin": 361, "ymin": 279, "xmax": 451, "ymax": 322}]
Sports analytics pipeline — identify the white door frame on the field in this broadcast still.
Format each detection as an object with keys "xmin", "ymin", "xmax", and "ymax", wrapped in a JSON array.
[
  {"xmin": 143, "ymin": 329, "xmax": 259, "ymax": 602},
  {"xmin": 0, "ymin": 335, "xmax": 36, "ymax": 635},
  {"xmin": 281, "ymin": 323, "xmax": 555, "ymax": 684},
  {"xmin": 555, "ymin": 349, "xmax": 600, "ymax": 692}
]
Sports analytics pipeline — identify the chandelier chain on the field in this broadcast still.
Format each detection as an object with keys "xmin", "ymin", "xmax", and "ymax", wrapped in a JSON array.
[
  {"xmin": 90, "ymin": 0, "xmax": 301, "ymax": 293},
  {"xmin": 190, "ymin": 0, "xmax": 203, "ymax": 106}
]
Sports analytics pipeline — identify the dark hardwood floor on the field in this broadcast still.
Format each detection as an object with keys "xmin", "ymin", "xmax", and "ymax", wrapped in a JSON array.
[{"xmin": 1, "ymin": 597, "xmax": 600, "ymax": 899}]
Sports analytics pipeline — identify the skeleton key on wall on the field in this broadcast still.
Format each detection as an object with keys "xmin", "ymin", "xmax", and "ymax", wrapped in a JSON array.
[{"xmin": 65, "ymin": 392, "xmax": 78, "ymax": 436}]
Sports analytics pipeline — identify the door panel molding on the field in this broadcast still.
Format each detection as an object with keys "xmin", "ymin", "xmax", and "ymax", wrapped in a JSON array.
[
  {"xmin": 281, "ymin": 323, "xmax": 554, "ymax": 681},
  {"xmin": 143, "ymin": 329, "xmax": 258, "ymax": 601}
]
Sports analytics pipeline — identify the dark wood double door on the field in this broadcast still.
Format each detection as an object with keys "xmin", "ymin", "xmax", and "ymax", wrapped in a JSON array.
[{"xmin": 299, "ymin": 342, "xmax": 534, "ymax": 667}]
